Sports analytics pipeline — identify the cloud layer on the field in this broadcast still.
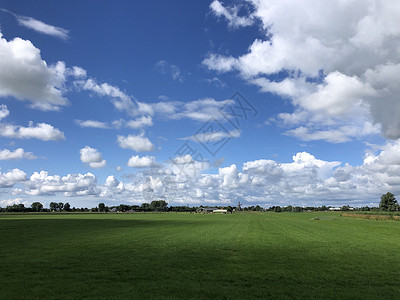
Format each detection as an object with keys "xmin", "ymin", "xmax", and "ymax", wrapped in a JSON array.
[{"xmin": 2, "ymin": 140, "xmax": 400, "ymax": 207}]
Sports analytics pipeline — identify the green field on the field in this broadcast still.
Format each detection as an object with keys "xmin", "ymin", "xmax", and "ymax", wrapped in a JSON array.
[{"xmin": 1, "ymin": 212, "xmax": 400, "ymax": 299}]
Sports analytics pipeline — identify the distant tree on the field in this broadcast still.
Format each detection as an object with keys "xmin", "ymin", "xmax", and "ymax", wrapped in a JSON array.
[
  {"xmin": 49, "ymin": 202, "xmax": 59, "ymax": 211},
  {"xmin": 226, "ymin": 206, "xmax": 233, "ymax": 213},
  {"xmin": 64, "ymin": 203, "xmax": 71, "ymax": 211},
  {"xmin": 341, "ymin": 205, "xmax": 350, "ymax": 211},
  {"xmin": 31, "ymin": 202, "xmax": 43, "ymax": 212},
  {"xmin": 380, "ymin": 192, "xmax": 398, "ymax": 211},
  {"xmin": 98, "ymin": 203, "xmax": 105, "ymax": 212},
  {"xmin": 6, "ymin": 204, "xmax": 27, "ymax": 212},
  {"xmin": 283, "ymin": 205, "xmax": 293, "ymax": 212},
  {"xmin": 274, "ymin": 206, "xmax": 282, "ymax": 212},
  {"xmin": 58, "ymin": 202, "xmax": 64, "ymax": 211},
  {"xmin": 292, "ymin": 206, "xmax": 303, "ymax": 212},
  {"xmin": 150, "ymin": 200, "xmax": 168, "ymax": 211},
  {"xmin": 118, "ymin": 204, "xmax": 130, "ymax": 212}
]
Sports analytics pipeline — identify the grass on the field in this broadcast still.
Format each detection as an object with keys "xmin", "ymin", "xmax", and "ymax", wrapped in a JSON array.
[{"xmin": 1, "ymin": 212, "xmax": 400, "ymax": 299}]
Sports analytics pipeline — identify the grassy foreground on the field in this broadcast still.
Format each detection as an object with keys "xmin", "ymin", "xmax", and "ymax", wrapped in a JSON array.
[{"xmin": 1, "ymin": 212, "xmax": 400, "ymax": 299}]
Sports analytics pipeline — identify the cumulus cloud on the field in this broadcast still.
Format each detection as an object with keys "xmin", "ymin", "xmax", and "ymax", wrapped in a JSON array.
[
  {"xmin": 172, "ymin": 154, "xmax": 194, "ymax": 165},
  {"xmin": 0, "ymin": 148, "xmax": 36, "ymax": 160},
  {"xmin": 117, "ymin": 133, "xmax": 155, "ymax": 152},
  {"xmin": 127, "ymin": 155, "xmax": 157, "ymax": 168},
  {"xmin": 104, "ymin": 175, "xmax": 120, "ymax": 188},
  {"xmin": 25, "ymin": 171, "xmax": 98, "ymax": 196},
  {"xmin": 126, "ymin": 116, "xmax": 153, "ymax": 129},
  {"xmin": 79, "ymin": 146, "xmax": 106, "ymax": 169},
  {"xmin": 0, "ymin": 197, "xmax": 27, "ymax": 207},
  {"xmin": 204, "ymin": 0, "xmax": 400, "ymax": 140},
  {"xmin": 0, "ymin": 33, "xmax": 69, "ymax": 110},
  {"xmin": 0, "ymin": 168, "xmax": 27, "ymax": 187},
  {"xmin": 0, "ymin": 120, "xmax": 65, "ymax": 141},
  {"xmin": 15, "ymin": 142, "xmax": 393, "ymax": 207}
]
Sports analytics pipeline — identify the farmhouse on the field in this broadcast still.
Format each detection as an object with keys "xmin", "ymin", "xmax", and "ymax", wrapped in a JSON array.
[
  {"xmin": 329, "ymin": 207, "xmax": 341, "ymax": 211},
  {"xmin": 197, "ymin": 207, "xmax": 228, "ymax": 214},
  {"xmin": 213, "ymin": 209, "xmax": 228, "ymax": 214}
]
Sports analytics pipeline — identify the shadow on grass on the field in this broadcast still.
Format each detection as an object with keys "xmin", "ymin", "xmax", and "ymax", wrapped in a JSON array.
[{"xmin": 1, "ymin": 215, "xmax": 400, "ymax": 299}]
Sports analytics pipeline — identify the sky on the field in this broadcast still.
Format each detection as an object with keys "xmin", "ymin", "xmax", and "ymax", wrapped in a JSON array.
[{"xmin": 1, "ymin": 0, "xmax": 400, "ymax": 209}]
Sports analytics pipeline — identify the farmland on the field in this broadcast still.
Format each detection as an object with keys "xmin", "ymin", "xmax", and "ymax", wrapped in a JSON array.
[{"xmin": 1, "ymin": 212, "xmax": 400, "ymax": 299}]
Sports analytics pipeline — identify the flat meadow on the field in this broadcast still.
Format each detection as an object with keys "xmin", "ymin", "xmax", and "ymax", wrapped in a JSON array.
[{"xmin": 1, "ymin": 212, "xmax": 400, "ymax": 299}]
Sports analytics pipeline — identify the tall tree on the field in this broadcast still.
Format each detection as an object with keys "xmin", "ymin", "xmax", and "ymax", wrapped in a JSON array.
[
  {"xmin": 64, "ymin": 202, "xmax": 71, "ymax": 211},
  {"xmin": 150, "ymin": 200, "xmax": 168, "ymax": 211},
  {"xmin": 98, "ymin": 203, "xmax": 105, "ymax": 212},
  {"xmin": 31, "ymin": 202, "xmax": 43, "ymax": 212},
  {"xmin": 379, "ymin": 192, "xmax": 398, "ymax": 211},
  {"xmin": 49, "ymin": 202, "xmax": 59, "ymax": 211}
]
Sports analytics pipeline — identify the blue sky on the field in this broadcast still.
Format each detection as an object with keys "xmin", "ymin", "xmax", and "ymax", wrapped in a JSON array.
[{"xmin": 1, "ymin": 0, "xmax": 399, "ymax": 208}]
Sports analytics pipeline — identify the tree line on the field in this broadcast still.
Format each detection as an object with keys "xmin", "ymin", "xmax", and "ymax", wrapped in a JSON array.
[{"xmin": 0, "ymin": 192, "xmax": 397, "ymax": 213}]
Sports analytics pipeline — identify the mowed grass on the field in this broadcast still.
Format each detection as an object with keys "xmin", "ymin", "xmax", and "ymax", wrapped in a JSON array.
[{"xmin": 1, "ymin": 212, "xmax": 400, "ymax": 299}]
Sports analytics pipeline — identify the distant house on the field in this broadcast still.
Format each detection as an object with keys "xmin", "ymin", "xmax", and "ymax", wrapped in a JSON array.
[
  {"xmin": 329, "ymin": 207, "xmax": 354, "ymax": 211},
  {"xmin": 329, "ymin": 207, "xmax": 341, "ymax": 211},
  {"xmin": 197, "ymin": 207, "xmax": 228, "ymax": 214},
  {"xmin": 213, "ymin": 209, "xmax": 228, "ymax": 214}
]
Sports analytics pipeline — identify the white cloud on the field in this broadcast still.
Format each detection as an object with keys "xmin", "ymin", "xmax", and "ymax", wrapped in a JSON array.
[
  {"xmin": 169, "ymin": 154, "xmax": 210, "ymax": 179},
  {"xmin": 172, "ymin": 154, "xmax": 194, "ymax": 165},
  {"xmin": 182, "ymin": 129, "xmax": 240, "ymax": 143},
  {"xmin": 154, "ymin": 60, "xmax": 183, "ymax": 83},
  {"xmin": 210, "ymin": 0, "xmax": 254, "ymax": 28},
  {"xmin": 203, "ymin": 77, "xmax": 227, "ymax": 88},
  {"xmin": 219, "ymin": 164, "xmax": 239, "ymax": 187},
  {"xmin": 285, "ymin": 123, "xmax": 379, "ymax": 143},
  {"xmin": 0, "ymin": 121, "xmax": 65, "ymax": 141},
  {"xmin": 26, "ymin": 171, "xmax": 98, "ymax": 196},
  {"xmin": 1, "ymin": 9, "xmax": 69, "ymax": 39},
  {"xmin": 79, "ymin": 146, "xmax": 106, "ymax": 169},
  {"xmin": 117, "ymin": 133, "xmax": 155, "ymax": 152},
  {"xmin": 104, "ymin": 175, "xmax": 120, "ymax": 188},
  {"xmin": 127, "ymin": 155, "xmax": 157, "ymax": 168},
  {"xmin": 126, "ymin": 116, "xmax": 153, "ymax": 129},
  {"xmin": 51, "ymin": 141, "xmax": 399, "ymax": 206},
  {"xmin": 0, "ymin": 33, "xmax": 69, "ymax": 111},
  {"xmin": 0, "ymin": 104, "xmax": 9, "ymax": 120},
  {"xmin": 1, "ymin": 145, "xmax": 396, "ymax": 207},
  {"xmin": 0, "ymin": 148, "xmax": 36, "ymax": 160},
  {"xmin": 154, "ymin": 98, "xmax": 234, "ymax": 122},
  {"xmin": 0, "ymin": 197, "xmax": 27, "ymax": 207},
  {"xmin": 16, "ymin": 16, "xmax": 69, "ymax": 40},
  {"xmin": 204, "ymin": 0, "xmax": 400, "ymax": 140},
  {"xmin": 0, "ymin": 168, "xmax": 27, "ymax": 187},
  {"xmin": 75, "ymin": 78, "xmax": 137, "ymax": 114},
  {"xmin": 75, "ymin": 120, "xmax": 110, "ymax": 129}
]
